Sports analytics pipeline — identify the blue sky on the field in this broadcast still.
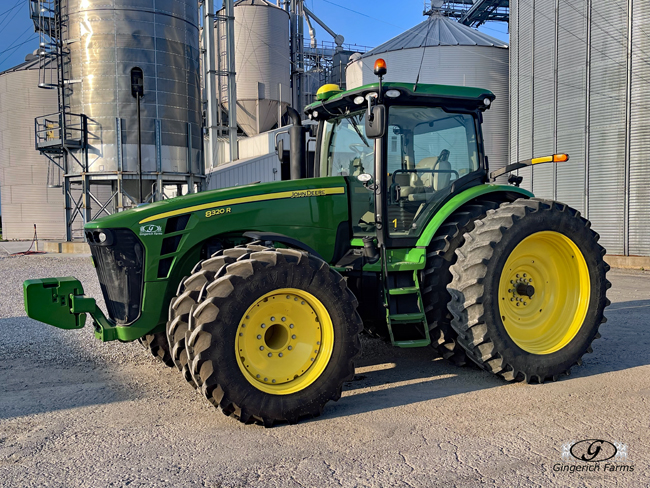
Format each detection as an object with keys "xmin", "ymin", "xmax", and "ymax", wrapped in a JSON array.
[{"xmin": 0, "ymin": 0, "xmax": 509, "ymax": 72}]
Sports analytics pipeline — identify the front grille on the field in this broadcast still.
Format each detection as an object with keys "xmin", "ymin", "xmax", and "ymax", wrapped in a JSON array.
[{"xmin": 86, "ymin": 228, "xmax": 145, "ymax": 325}]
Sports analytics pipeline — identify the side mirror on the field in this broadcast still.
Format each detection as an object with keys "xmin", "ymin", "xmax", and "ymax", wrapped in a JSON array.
[{"xmin": 365, "ymin": 104, "xmax": 386, "ymax": 139}]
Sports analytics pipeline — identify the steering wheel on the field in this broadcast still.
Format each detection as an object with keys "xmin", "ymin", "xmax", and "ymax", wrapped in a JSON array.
[{"xmin": 349, "ymin": 143, "xmax": 371, "ymax": 157}]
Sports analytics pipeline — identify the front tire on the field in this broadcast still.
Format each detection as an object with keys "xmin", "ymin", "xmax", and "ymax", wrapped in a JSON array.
[
  {"xmin": 448, "ymin": 199, "xmax": 610, "ymax": 383},
  {"xmin": 185, "ymin": 248, "xmax": 363, "ymax": 426}
]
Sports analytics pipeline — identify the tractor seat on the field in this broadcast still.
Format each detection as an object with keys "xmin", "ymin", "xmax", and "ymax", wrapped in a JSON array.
[{"xmin": 398, "ymin": 156, "xmax": 452, "ymax": 202}]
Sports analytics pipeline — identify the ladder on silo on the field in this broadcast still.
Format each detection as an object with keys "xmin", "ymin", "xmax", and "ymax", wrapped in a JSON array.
[{"xmin": 31, "ymin": 0, "xmax": 89, "ymax": 240}]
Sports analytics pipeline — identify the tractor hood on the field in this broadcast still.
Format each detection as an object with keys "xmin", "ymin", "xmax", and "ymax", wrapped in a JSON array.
[
  {"xmin": 85, "ymin": 178, "xmax": 336, "ymax": 231},
  {"xmin": 83, "ymin": 176, "xmax": 350, "ymax": 284}
]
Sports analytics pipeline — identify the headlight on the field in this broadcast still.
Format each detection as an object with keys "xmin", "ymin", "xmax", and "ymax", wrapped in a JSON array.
[
  {"xmin": 98, "ymin": 232, "xmax": 107, "ymax": 243},
  {"xmin": 354, "ymin": 96, "xmax": 365, "ymax": 105},
  {"xmin": 385, "ymin": 89, "xmax": 401, "ymax": 98}
]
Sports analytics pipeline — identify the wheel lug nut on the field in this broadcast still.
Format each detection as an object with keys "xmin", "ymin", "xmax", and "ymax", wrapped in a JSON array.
[
  {"xmin": 272, "ymin": 379, "xmax": 276, "ymax": 383},
  {"xmin": 523, "ymin": 273, "xmax": 527, "ymax": 277},
  {"xmin": 270, "ymin": 317, "xmax": 275, "ymax": 322},
  {"xmin": 256, "ymin": 374, "xmax": 260, "ymax": 378},
  {"xmin": 279, "ymin": 353, "xmax": 283, "ymax": 357},
  {"xmin": 259, "ymin": 346, "xmax": 264, "ymax": 351},
  {"xmin": 268, "ymin": 353, "xmax": 272, "ymax": 357},
  {"xmin": 261, "ymin": 324, "xmax": 266, "ymax": 328},
  {"xmin": 264, "ymin": 378, "xmax": 268, "ymax": 382},
  {"xmin": 281, "ymin": 317, "xmax": 286, "ymax": 322},
  {"xmin": 292, "ymin": 335, "xmax": 296, "ymax": 339},
  {"xmin": 301, "ymin": 301, "xmax": 305, "ymax": 305},
  {"xmin": 290, "ymin": 324, "xmax": 294, "ymax": 329},
  {"xmin": 257, "ymin": 335, "xmax": 262, "ymax": 340},
  {"xmin": 314, "ymin": 350, "xmax": 318, "ymax": 354},
  {"xmin": 239, "ymin": 333, "xmax": 243, "ymax": 336},
  {"xmin": 317, "ymin": 341, "xmax": 320, "ymax": 345},
  {"xmin": 310, "ymin": 358, "xmax": 314, "ymax": 361},
  {"xmin": 288, "ymin": 346, "xmax": 292, "ymax": 350}
]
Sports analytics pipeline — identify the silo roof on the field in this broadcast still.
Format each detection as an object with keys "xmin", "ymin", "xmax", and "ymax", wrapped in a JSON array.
[
  {"xmin": 234, "ymin": 0, "xmax": 282, "ymax": 6},
  {"xmin": 0, "ymin": 52, "xmax": 44, "ymax": 76},
  {"xmin": 362, "ymin": 13, "xmax": 508, "ymax": 57}
]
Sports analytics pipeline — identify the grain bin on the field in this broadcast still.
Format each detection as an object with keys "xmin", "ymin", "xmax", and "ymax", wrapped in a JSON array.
[
  {"xmin": 0, "ymin": 54, "xmax": 63, "ymax": 240},
  {"xmin": 346, "ymin": 10, "xmax": 509, "ymax": 174},
  {"xmin": 218, "ymin": 0, "xmax": 291, "ymax": 137}
]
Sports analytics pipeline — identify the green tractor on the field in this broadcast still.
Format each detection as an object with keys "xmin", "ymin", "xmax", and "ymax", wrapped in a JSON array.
[{"xmin": 24, "ymin": 61, "xmax": 610, "ymax": 426}]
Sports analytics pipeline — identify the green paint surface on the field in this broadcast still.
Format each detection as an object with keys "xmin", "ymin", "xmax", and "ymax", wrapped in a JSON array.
[{"xmin": 415, "ymin": 185, "xmax": 533, "ymax": 248}]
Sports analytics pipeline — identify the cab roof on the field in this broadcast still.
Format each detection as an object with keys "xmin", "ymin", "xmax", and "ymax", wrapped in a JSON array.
[{"xmin": 304, "ymin": 82, "xmax": 495, "ymax": 119}]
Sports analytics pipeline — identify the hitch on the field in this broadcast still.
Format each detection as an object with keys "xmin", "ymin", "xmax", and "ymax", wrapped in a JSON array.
[{"xmin": 23, "ymin": 277, "xmax": 118, "ymax": 341}]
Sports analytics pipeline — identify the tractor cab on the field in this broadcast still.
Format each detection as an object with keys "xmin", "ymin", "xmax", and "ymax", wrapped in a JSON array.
[{"xmin": 305, "ymin": 73, "xmax": 494, "ymax": 248}]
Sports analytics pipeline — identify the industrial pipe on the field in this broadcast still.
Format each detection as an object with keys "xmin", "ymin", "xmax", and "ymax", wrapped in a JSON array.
[{"xmin": 287, "ymin": 107, "xmax": 306, "ymax": 180}]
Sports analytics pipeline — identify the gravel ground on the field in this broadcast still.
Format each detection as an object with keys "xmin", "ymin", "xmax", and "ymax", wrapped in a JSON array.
[{"xmin": 0, "ymin": 250, "xmax": 649, "ymax": 487}]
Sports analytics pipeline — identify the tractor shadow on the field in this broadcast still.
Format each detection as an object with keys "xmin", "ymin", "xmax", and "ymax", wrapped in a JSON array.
[
  {"xmin": 0, "ymin": 316, "xmax": 139, "ymax": 420},
  {"xmin": 324, "ymin": 335, "xmax": 503, "ymax": 419},
  {"xmin": 326, "ymin": 298, "xmax": 650, "ymax": 419},
  {"xmin": 567, "ymin": 298, "xmax": 650, "ymax": 378}
]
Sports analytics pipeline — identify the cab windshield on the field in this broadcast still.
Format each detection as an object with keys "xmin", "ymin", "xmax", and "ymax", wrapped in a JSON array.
[
  {"xmin": 319, "ymin": 105, "xmax": 480, "ymax": 237},
  {"xmin": 320, "ymin": 110, "xmax": 373, "ymax": 178}
]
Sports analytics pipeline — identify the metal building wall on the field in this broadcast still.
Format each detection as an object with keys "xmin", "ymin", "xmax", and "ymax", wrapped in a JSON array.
[
  {"xmin": 511, "ymin": 0, "xmax": 649, "ymax": 257},
  {"xmin": 629, "ymin": 0, "xmax": 650, "ymax": 256},
  {"xmin": 0, "ymin": 68, "xmax": 64, "ymax": 240},
  {"xmin": 207, "ymin": 154, "xmax": 280, "ymax": 190}
]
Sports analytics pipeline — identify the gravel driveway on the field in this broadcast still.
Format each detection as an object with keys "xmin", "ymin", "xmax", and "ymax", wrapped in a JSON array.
[{"xmin": 1, "ymin": 250, "xmax": 648, "ymax": 487}]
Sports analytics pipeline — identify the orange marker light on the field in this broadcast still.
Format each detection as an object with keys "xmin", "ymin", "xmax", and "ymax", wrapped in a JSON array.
[
  {"xmin": 374, "ymin": 58, "xmax": 387, "ymax": 76},
  {"xmin": 553, "ymin": 154, "xmax": 569, "ymax": 163}
]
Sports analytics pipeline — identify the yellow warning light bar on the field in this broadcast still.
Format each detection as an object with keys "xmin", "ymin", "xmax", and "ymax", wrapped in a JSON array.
[
  {"xmin": 490, "ymin": 154, "xmax": 570, "ymax": 181},
  {"xmin": 531, "ymin": 154, "xmax": 569, "ymax": 165}
]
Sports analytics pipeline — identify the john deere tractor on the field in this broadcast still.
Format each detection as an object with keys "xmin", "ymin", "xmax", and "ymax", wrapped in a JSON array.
[{"xmin": 24, "ymin": 60, "xmax": 609, "ymax": 426}]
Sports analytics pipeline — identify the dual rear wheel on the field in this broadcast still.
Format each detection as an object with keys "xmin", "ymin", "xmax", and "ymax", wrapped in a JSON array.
[
  {"xmin": 447, "ymin": 198, "xmax": 610, "ymax": 383},
  {"xmin": 168, "ymin": 246, "xmax": 363, "ymax": 426}
]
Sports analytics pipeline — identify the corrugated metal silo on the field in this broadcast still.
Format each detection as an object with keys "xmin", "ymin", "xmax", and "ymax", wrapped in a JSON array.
[
  {"xmin": 510, "ymin": 0, "xmax": 650, "ymax": 257},
  {"xmin": 0, "ymin": 55, "xmax": 64, "ymax": 240},
  {"xmin": 219, "ymin": 0, "xmax": 291, "ymax": 137},
  {"xmin": 65, "ymin": 0, "xmax": 202, "ymax": 177},
  {"xmin": 346, "ymin": 11, "xmax": 509, "ymax": 173}
]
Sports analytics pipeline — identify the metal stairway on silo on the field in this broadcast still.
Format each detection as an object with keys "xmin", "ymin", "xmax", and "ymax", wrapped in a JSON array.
[{"xmin": 31, "ymin": 0, "xmax": 89, "ymax": 238}]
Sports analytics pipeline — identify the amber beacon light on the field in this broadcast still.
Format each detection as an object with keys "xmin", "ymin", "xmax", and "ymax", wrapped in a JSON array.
[{"xmin": 374, "ymin": 58, "xmax": 387, "ymax": 77}]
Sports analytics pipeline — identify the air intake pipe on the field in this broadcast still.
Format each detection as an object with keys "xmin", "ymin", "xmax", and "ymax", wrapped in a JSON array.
[{"xmin": 287, "ymin": 107, "xmax": 306, "ymax": 180}]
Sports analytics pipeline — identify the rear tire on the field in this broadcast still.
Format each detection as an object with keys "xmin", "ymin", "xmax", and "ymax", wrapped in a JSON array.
[
  {"xmin": 185, "ymin": 248, "xmax": 363, "ymax": 426},
  {"xmin": 448, "ymin": 199, "xmax": 610, "ymax": 383},
  {"xmin": 421, "ymin": 199, "xmax": 499, "ymax": 365}
]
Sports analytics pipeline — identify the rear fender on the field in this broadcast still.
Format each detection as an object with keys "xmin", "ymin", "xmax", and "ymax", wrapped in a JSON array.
[{"xmin": 415, "ymin": 185, "xmax": 533, "ymax": 248}]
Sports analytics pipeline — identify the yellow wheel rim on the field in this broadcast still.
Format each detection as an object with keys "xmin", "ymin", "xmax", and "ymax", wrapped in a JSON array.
[
  {"xmin": 498, "ymin": 231, "xmax": 591, "ymax": 355},
  {"xmin": 235, "ymin": 288, "xmax": 335, "ymax": 395}
]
